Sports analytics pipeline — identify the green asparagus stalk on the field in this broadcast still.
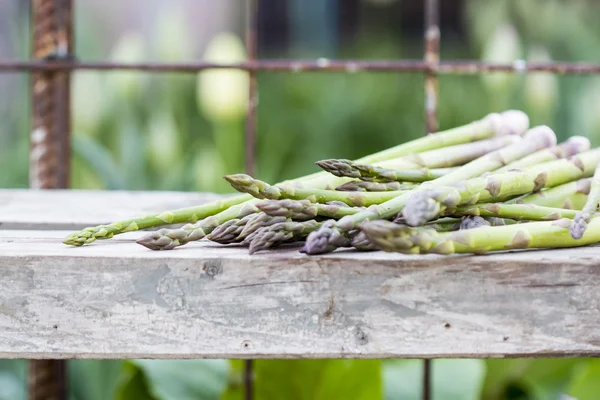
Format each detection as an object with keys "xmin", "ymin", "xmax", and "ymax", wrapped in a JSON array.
[
  {"xmin": 360, "ymin": 217, "xmax": 600, "ymax": 255},
  {"xmin": 315, "ymin": 136, "xmax": 520, "ymax": 183},
  {"xmin": 316, "ymin": 161, "xmax": 454, "ymax": 183},
  {"xmin": 302, "ymin": 126, "xmax": 558, "ymax": 254},
  {"xmin": 248, "ymin": 220, "xmax": 321, "ymax": 254},
  {"xmin": 316, "ymin": 136, "xmax": 521, "ymax": 184},
  {"xmin": 335, "ymin": 181, "xmax": 417, "ymax": 192},
  {"xmin": 136, "ymin": 200, "xmax": 261, "ymax": 250},
  {"xmin": 495, "ymin": 136, "xmax": 590, "ymax": 173},
  {"xmin": 64, "ymin": 110, "xmax": 527, "ymax": 246},
  {"xmin": 510, "ymin": 178, "xmax": 591, "ymax": 209},
  {"xmin": 256, "ymin": 199, "xmax": 363, "ymax": 220},
  {"xmin": 448, "ymin": 203, "xmax": 578, "ymax": 221},
  {"xmin": 350, "ymin": 231, "xmax": 378, "ymax": 251},
  {"xmin": 224, "ymin": 174, "xmax": 408, "ymax": 207},
  {"xmin": 570, "ymin": 163, "xmax": 600, "ymax": 239},
  {"xmin": 377, "ymin": 135, "xmax": 523, "ymax": 170},
  {"xmin": 64, "ymin": 194, "xmax": 252, "ymax": 246}
]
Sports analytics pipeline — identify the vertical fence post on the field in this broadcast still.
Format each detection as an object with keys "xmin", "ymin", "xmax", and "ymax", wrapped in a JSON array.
[
  {"xmin": 423, "ymin": 0, "xmax": 439, "ymax": 399},
  {"xmin": 424, "ymin": 0, "xmax": 440, "ymax": 134},
  {"xmin": 244, "ymin": 0, "xmax": 259, "ymax": 178},
  {"xmin": 244, "ymin": 0, "xmax": 259, "ymax": 399},
  {"xmin": 29, "ymin": 0, "xmax": 72, "ymax": 399}
]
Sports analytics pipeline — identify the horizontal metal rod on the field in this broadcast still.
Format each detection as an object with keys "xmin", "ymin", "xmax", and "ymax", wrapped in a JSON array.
[{"xmin": 2, "ymin": 59, "xmax": 600, "ymax": 74}]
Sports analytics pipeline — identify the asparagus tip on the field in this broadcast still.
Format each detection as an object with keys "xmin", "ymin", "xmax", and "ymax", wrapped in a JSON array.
[
  {"xmin": 569, "ymin": 212, "xmax": 588, "ymax": 240},
  {"xmin": 136, "ymin": 228, "xmax": 189, "ymax": 251},
  {"xmin": 301, "ymin": 221, "xmax": 346, "ymax": 255},
  {"xmin": 459, "ymin": 216, "xmax": 491, "ymax": 230},
  {"xmin": 224, "ymin": 174, "xmax": 264, "ymax": 197},
  {"xmin": 315, "ymin": 159, "xmax": 360, "ymax": 178},
  {"xmin": 62, "ymin": 230, "xmax": 93, "ymax": 246},
  {"xmin": 487, "ymin": 110, "xmax": 529, "ymax": 136},
  {"xmin": 402, "ymin": 190, "xmax": 443, "ymax": 227},
  {"xmin": 523, "ymin": 125, "xmax": 557, "ymax": 148},
  {"xmin": 562, "ymin": 136, "xmax": 591, "ymax": 157}
]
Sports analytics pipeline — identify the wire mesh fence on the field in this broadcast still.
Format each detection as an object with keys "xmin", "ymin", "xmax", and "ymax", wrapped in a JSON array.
[{"xmin": 4, "ymin": 0, "xmax": 600, "ymax": 399}]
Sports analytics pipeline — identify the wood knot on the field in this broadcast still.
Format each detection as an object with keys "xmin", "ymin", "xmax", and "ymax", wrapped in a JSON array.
[
  {"xmin": 203, "ymin": 261, "xmax": 223, "ymax": 277},
  {"xmin": 354, "ymin": 326, "xmax": 368, "ymax": 345}
]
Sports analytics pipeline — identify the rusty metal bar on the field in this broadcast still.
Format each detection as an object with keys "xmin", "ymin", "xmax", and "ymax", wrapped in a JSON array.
[
  {"xmin": 4, "ymin": 59, "xmax": 600, "ymax": 74},
  {"xmin": 422, "ymin": 359, "xmax": 431, "ymax": 400},
  {"xmin": 29, "ymin": 0, "xmax": 72, "ymax": 189},
  {"xmin": 244, "ymin": 359, "xmax": 254, "ymax": 400},
  {"xmin": 29, "ymin": 360, "xmax": 67, "ymax": 400},
  {"xmin": 29, "ymin": 0, "xmax": 72, "ymax": 398},
  {"xmin": 422, "ymin": 1, "xmax": 439, "ymax": 399},
  {"xmin": 244, "ymin": 0, "xmax": 258, "ymax": 177},
  {"xmin": 424, "ymin": 0, "xmax": 439, "ymax": 133},
  {"xmin": 243, "ymin": 1, "xmax": 258, "ymax": 397}
]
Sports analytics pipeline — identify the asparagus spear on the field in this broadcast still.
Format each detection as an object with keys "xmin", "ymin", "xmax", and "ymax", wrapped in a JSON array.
[
  {"xmin": 316, "ymin": 161, "xmax": 454, "ymax": 183},
  {"xmin": 302, "ymin": 126, "xmax": 558, "ymax": 254},
  {"xmin": 224, "ymin": 174, "xmax": 408, "ymax": 207},
  {"xmin": 64, "ymin": 110, "xmax": 527, "ymax": 246},
  {"xmin": 248, "ymin": 220, "xmax": 321, "ymax": 254},
  {"xmin": 570, "ymin": 163, "xmax": 600, "ymax": 239},
  {"xmin": 496, "ymin": 136, "xmax": 590, "ymax": 173},
  {"xmin": 510, "ymin": 178, "xmax": 591, "ymax": 209},
  {"xmin": 360, "ymin": 217, "xmax": 600, "ymax": 255},
  {"xmin": 256, "ymin": 199, "xmax": 362, "ymax": 220},
  {"xmin": 316, "ymin": 136, "xmax": 519, "ymax": 181},
  {"xmin": 448, "ymin": 203, "xmax": 578, "ymax": 221},
  {"xmin": 335, "ymin": 181, "xmax": 416, "ymax": 192}
]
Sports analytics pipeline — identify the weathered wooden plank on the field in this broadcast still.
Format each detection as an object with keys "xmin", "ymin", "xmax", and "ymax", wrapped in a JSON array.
[
  {"xmin": 0, "ymin": 189, "xmax": 224, "ymax": 230},
  {"xmin": 1, "ymin": 229, "xmax": 600, "ymax": 359}
]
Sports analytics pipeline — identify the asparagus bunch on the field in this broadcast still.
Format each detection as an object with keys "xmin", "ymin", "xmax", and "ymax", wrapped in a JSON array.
[
  {"xmin": 66, "ymin": 108, "xmax": 600, "ymax": 257},
  {"xmin": 64, "ymin": 110, "xmax": 527, "ymax": 246}
]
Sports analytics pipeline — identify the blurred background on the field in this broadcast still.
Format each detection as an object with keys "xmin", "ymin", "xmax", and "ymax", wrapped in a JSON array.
[{"xmin": 2, "ymin": 0, "xmax": 600, "ymax": 398}]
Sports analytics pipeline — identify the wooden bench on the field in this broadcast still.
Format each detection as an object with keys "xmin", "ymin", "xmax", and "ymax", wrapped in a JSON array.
[{"xmin": 1, "ymin": 189, "xmax": 600, "ymax": 360}]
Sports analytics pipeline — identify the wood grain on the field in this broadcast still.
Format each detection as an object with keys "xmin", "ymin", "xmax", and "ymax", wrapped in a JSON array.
[
  {"xmin": 2, "ymin": 229, "xmax": 600, "ymax": 359},
  {"xmin": 0, "ymin": 189, "xmax": 223, "ymax": 230}
]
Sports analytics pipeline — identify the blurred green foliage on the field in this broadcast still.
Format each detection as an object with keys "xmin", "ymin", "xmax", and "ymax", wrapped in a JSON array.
[{"xmin": 4, "ymin": 0, "xmax": 600, "ymax": 399}]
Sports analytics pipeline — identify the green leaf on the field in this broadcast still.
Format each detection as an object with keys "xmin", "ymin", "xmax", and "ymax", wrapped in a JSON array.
[
  {"xmin": 251, "ymin": 360, "xmax": 381, "ymax": 400},
  {"xmin": 384, "ymin": 359, "xmax": 485, "ymax": 400},
  {"xmin": 566, "ymin": 359, "xmax": 600, "ymax": 400},
  {"xmin": 72, "ymin": 135, "xmax": 127, "ymax": 190},
  {"xmin": 131, "ymin": 360, "xmax": 230, "ymax": 400},
  {"xmin": 114, "ymin": 361, "xmax": 155, "ymax": 400},
  {"xmin": 482, "ymin": 358, "xmax": 583, "ymax": 400},
  {"xmin": 68, "ymin": 360, "xmax": 124, "ymax": 400},
  {"xmin": 0, "ymin": 372, "xmax": 25, "ymax": 400}
]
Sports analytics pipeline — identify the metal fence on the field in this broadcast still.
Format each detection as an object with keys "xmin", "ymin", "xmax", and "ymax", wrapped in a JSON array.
[{"xmin": 3, "ymin": 0, "xmax": 600, "ymax": 399}]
